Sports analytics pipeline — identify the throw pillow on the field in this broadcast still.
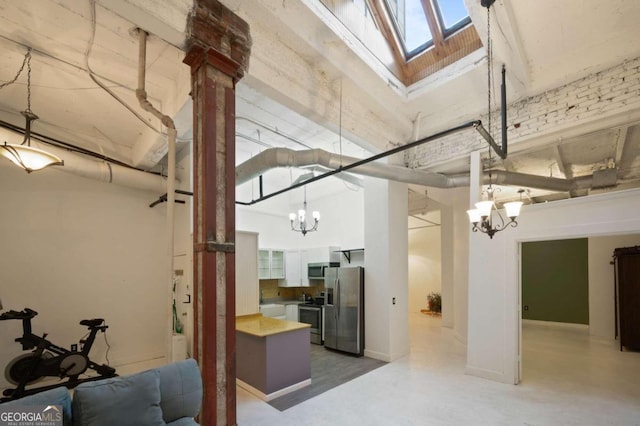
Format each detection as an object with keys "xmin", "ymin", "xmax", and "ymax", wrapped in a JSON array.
[{"xmin": 72, "ymin": 369, "xmax": 165, "ymax": 426}]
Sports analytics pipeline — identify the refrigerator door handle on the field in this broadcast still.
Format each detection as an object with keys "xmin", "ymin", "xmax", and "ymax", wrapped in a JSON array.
[{"xmin": 336, "ymin": 278, "xmax": 340, "ymax": 318}]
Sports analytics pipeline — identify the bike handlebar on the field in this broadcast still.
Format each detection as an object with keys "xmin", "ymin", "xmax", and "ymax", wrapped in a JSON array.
[{"xmin": 0, "ymin": 308, "xmax": 38, "ymax": 321}]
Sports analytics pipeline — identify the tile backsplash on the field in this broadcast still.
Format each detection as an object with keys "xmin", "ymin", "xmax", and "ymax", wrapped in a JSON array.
[{"xmin": 259, "ymin": 279, "xmax": 325, "ymax": 302}]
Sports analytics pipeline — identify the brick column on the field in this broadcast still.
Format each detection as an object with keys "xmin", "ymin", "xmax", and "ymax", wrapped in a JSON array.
[{"xmin": 183, "ymin": 1, "xmax": 250, "ymax": 424}]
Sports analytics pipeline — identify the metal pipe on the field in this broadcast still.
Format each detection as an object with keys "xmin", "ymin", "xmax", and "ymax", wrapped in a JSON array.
[
  {"xmin": 501, "ymin": 65, "xmax": 507, "ymax": 158},
  {"xmin": 136, "ymin": 28, "xmax": 177, "ymax": 363},
  {"xmin": 236, "ymin": 121, "xmax": 479, "ymax": 205}
]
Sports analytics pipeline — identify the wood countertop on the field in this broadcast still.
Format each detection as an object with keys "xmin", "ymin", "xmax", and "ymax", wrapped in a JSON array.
[{"xmin": 236, "ymin": 314, "xmax": 310, "ymax": 337}]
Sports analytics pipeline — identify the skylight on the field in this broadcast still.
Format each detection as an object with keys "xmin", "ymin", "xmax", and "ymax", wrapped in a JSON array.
[
  {"xmin": 435, "ymin": 0, "xmax": 471, "ymax": 32},
  {"xmin": 318, "ymin": 0, "xmax": 481, "ymax": 85},
  {"xmin": 383, "ymin": 0, "xmax": 472, "ymax": 59},
  {"xmin": 386, "ymin": 0, "xmax": 433, "ymax": 56}
]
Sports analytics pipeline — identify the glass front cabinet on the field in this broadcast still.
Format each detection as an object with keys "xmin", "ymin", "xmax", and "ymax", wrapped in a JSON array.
[{"xmin": 258, "ymin": 249, "xmax": 286, "ymax": 280}]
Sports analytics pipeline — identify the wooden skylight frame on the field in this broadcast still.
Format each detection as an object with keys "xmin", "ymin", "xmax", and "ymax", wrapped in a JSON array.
[{"xmin": 369, "ymin": 0, "xmax": 482, "ymax": 85}]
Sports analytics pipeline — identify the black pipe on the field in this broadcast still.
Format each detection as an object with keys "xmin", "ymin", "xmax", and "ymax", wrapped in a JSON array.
[
  {"xmin": 259, "ymin": 175, "xmax": 263, "ymax": 198},
  {"xmin": 501, "ymin": 64, "xmax": 507, "ymax": 159},
  {"xmin": 0, "ymin": 119, "xmax": 161, "ymax": 175},
  {"xmin": 236, "ymin": 120, "xmax": 480, "ymax": 206}
]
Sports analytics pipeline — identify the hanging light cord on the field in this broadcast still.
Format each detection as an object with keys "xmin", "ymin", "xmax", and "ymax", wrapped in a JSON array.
[
  {"xmin": 0, "ymin": 49, "xmax": 30, "ymax": 91},
  {"xmin": 25, "ymin": 49, "xmax": 32, "ymax": 115},
  {"xmin": 486, "ymin": 3, "xmax": 494, "ymax": 193}
]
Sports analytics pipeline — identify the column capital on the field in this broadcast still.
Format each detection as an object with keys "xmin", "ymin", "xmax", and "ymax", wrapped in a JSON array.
[{"xmin": 184, "ymin": 0, "xmax": 251, "ymax": 81}]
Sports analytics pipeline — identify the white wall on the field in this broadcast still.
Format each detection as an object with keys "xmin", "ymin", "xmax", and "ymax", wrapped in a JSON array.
[
  {"xmin": 466, "ymin": 188, "xmax": 640, "ymax": 384},
  {"xmin": 364, "ymin": 177, "xmax": 409, "ymax": 362},
  {"xmin": 237, "ymin": 185, "xmax": 364, "ymax": 251},
  {"xmin": 588, "ymin": 234, "xmax": 640, "ymax": 339},
  {"xmin": 408, "ymin": 226, "xmax": 441, "ymax": 313},
  {"xmin": 0, "ymin": 164, "xmax": 171, "ymax": 389}
]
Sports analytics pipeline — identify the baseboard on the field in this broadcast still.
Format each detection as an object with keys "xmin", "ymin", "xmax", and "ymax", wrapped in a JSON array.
[
  {"xmin": 363, "ymin": 349, "xmax": 392, "ymax": 362},
  {"xmin": 110, "ymin": 351, "xmax": 167, "ymax": 370},
  {"xmin": 453, "ymin": 331, "xmax": 467, "ymax": 345},
  {"xmin": 465, "ymin": 365, "xmax": 514, "ymax": 384},
  {"xmin": 236, "ymin": 378, "xmax": 311, "ymax": 402},
  {"xmin": 522, "ymin": 319, "xmax": 589, "ymax": 330}
]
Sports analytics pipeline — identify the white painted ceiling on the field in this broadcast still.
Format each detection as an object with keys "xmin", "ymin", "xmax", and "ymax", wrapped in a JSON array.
[{"xmin": 0, "ymin": 0, "xmax": 639, "ymax": 210}]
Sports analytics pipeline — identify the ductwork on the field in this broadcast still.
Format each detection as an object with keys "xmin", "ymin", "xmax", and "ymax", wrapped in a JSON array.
[
  {"xmin": 236, "ymin": 147, "xmax": 612, "ymax": 195},
  {"xmin": 22, "ymin": 140, "xmax": 170, "ymax": 193},
  {"xmin": 236, "ymin": 147, "xmax": 469, "ymax": 188}
]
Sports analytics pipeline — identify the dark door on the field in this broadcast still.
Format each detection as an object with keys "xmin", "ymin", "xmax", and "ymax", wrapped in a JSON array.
[{"xmin": 617, "ymin": 250, "xmax": 640, "ymax": 350}]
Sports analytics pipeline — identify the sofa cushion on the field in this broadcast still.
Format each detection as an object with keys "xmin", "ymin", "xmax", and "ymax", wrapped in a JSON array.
[
  {"xmin": 156, "ymin": 359, "xmax": 202, "ymax": 423},
  {"xmin": 166, "ymin": 418, "xmax": 199, "ymax": 426},
  {"xmin": 72, "ymin": 369, "xmax": 165, "ymax": 426},
  {"xmin": 2, "ymin": 387, "xmax": 72, "ymax": 426}
]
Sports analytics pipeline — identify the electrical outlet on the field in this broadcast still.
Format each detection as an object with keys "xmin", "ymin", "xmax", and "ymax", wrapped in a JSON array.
[
  {"xmin": 71, "ymin": 344, "xmax": 78, "ymax": 352},
  {"xmin": 524, "ymin": 305, "xmax": 529, "ymax": 311}
]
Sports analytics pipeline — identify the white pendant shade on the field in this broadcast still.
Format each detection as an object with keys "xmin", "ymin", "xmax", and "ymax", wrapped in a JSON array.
[
  {"xmin": 0, "ymin": 143, "xmax": 64, "ymax": 173},
  {"xmin": 467, "ymin": 209, "xmax": 482, "ymax": 223},
  {"xmin": 475, "ymin": 200, "xmax": 494, "ymax": 218},
  {"xmin": 312, "ymin": 211, "xmax": 320, "ymax": 220},
  {"xmin": 504, "ymin": 201, "xmax": 523, "ymax": 218}
]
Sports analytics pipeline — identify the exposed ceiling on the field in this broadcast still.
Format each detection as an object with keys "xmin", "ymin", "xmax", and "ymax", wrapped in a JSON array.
[{"xmin": 0, "ymin": 0, "xmax": 639, "ymax": 210}]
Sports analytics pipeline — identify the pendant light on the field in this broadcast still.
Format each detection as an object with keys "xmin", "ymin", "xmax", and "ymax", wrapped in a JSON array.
[
  {"xmin": 466, "ymin": 0, "xmax": 522, "ymax": 238},
  {"xmin": 0, "ymin": 49, "xmax": 64, "ymax": 173},
  {"xmin": 289, "ymin": 186, "xmax": 320, "ymax": 236}
]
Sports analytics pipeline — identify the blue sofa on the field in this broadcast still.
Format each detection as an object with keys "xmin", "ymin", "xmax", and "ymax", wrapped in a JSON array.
[{"xmin": 1, "ymin": 358, "xmax": 202, "ymax": 426}]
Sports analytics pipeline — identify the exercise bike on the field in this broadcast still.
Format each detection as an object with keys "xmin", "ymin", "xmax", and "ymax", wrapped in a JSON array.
[{"xmin": 0, "ymin": 308, "xmax": 117, "ymax": 402}]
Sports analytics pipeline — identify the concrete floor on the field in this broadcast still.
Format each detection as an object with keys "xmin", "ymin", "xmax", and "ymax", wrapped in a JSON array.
[{"xmin": 237, "ymin": 313, "xmax": 640, "ymax": 425}]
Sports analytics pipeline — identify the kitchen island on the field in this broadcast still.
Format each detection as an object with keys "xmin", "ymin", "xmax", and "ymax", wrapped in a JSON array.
[{"xmin": 236, "ymin": 314, "xmax": 311, "ymax": 401}]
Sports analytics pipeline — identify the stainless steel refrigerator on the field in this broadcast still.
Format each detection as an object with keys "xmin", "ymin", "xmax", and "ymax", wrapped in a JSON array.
[{"xmin": 324, "ymin": 266, "xmax": 364, "ymax": 356}]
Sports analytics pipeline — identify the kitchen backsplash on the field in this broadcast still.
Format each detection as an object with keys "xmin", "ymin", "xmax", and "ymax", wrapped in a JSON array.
[{"xmin": 259, "ymin": 279, "xmax": 325, "ymax": 301}]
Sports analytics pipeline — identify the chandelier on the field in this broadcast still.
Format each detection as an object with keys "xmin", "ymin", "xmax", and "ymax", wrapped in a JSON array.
[
  {"xmin": 289, "ymin": 186, "xmax": 320, "ymax": 236},
  {"xmin": 0, "ymin": 49, "xmax": 64, "ymax": 173},
  {"xmin": 467, "ymin": 184, "xmax": 523, "ymax": 239},
  {"xmin": 466, "ymin": 0, "xmax": 522, "ymax": 239}
]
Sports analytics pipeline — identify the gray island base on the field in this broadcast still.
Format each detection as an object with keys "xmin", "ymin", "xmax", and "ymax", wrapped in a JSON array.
[{"xmin": 236, "ymin": 314, "xmax": 311, "ymax": 401}]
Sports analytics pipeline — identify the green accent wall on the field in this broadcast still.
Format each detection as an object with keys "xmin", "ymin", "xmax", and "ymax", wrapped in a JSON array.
[{"xmin": 522, "ymin": 238, "xmax": 589, "ymax": 324}]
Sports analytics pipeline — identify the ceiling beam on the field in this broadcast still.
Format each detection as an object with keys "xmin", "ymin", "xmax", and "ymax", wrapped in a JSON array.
[{"xmin": 615, "ymin": 126, "xmax": 629, "ymax": 166}]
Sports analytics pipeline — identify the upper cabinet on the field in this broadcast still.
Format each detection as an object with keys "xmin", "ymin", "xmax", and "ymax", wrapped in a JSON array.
[
  {"xmin": 258, "ymin": 249, "xmax": 286, "ymax": 280},
  {"xmin": 282, "ymin": 249, "xmax": 309, "ymax": 287}
]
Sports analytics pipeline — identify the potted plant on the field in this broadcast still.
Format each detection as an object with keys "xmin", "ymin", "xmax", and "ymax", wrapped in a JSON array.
[{"xmin": 427, "ymin": 292, "xmax": 441, "ymax": 313}]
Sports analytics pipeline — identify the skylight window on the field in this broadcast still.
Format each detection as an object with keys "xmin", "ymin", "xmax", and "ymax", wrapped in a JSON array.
[
  {"xmin": 319, "ymin": 0, "xmax": 481, "ymax": 85},
  {"xmin": 385, "ymin": 0, "xmax": 433, "ymax": 55},
  {"xmin": 383, "ymin": 0, "xmax": 472, "ymax": 59},
  {"xmin": 434, "ymin": 0, "xmax": 471, "ymax": 33}
]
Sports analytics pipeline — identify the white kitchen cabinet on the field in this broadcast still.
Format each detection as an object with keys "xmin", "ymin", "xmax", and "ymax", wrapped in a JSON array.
[
  {"xmin": 306, "ymin": 246, "xmax": 341, "ymax": 264},
  {"xmin": 282, "ymin": 249, "xmax": 310, "ymax": 287},
  {"xmin": 236, "ymin": 231, "xmax": 259, "ymax": 316},
  {"xmin": 258, "ymin": 249, "xmax": 286, "ymax": 280},
  {"xmin": 270, "ymin": 250, "xmax": 285, "ymax": 279},
  {"xmin": 285, "ymin": 304, "xmax": 299, "ymax": 322}
]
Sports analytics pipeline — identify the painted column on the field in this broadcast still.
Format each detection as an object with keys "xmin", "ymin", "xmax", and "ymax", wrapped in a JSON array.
[
  {"xmin": 183, "ymin": 1, "xmax": 251, "ymax": 424},
  {"xmin": 363, "ymin": 171, "xmax": 409, "ymax": 362}
]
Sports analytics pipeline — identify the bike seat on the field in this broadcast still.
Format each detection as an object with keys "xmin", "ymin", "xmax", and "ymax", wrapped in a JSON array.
[
  {"xmin": 80, "ymin": 318, "xmax": 104, "ymax": 328},
  {"xmin": 0, "ymin": 308, "xmax": 38, "ymax": 321}
]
